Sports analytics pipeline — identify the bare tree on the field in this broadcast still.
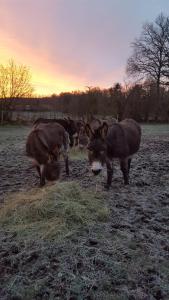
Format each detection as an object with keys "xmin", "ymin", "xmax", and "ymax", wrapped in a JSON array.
[
  {"xmin": 163, "ymin": 24, "xmax": 169, "ymax": 79},
  {"xmin": 109, "ymin": 83, "xmax": 125, "ymax": 121},
  {"xmin": 0, "ymin": 59, "xmax": 34, "ymax": 123},
  {"xmin": 126, "ymin": 14, "xmax": 169, "ymax": 118}
]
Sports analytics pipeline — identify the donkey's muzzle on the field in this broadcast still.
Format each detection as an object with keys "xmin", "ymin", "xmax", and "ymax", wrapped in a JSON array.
[{"xmin": 92, "ymin": 169, "xmax": 101, "ymax": 175}]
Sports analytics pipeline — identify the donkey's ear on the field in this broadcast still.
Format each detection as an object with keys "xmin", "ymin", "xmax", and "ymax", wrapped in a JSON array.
[
  {"xmin": 100, "ymin": 122, "xmax": 108, "ymax": 139},
  {"xmin": 85, "ymin": 124, "xmax": 93, "ymax": 138},
  {"xmin": 65, "ymin": 117, "xmax": 71, "ymax": 124}
]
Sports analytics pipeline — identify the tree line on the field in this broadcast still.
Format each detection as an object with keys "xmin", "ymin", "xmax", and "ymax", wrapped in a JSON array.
[
  {"xmin": 0, "ymin": 13, "xmax": 169, "ymax": 123},
  {"xmin": 50, "ymin": 82, "xmax": 169, "ymax": 122}
]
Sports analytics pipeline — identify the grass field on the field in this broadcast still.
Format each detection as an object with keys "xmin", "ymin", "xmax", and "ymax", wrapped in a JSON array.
[
  {"xmin": 0, "ymin": 124, "xmax": 169, "ymax": 299},
  {"xmin": 142, "ymin": 123, "xmax": 169, "ymax": 136}
]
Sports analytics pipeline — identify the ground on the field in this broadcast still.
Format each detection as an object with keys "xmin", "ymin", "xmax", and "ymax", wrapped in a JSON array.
[{"xmin": 0, "ymin": 124, "xmax": 169, "ymax": 300}]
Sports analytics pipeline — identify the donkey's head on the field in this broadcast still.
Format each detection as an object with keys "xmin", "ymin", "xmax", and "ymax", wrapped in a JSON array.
[{"xmin": 85, "ymin": 122, "xmax": 108, "ymax": 175}]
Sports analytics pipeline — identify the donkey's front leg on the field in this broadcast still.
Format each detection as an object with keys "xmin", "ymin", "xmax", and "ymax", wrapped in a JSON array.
[
  {"xmin": 40, "ymin": 165, "xmax": 46, "ymax": 187},
  {"xmin": 105, "ymin": 158, "xmax": 113, "ymax": 189},
  {"xmin": 65, "ymin": 156, "xmax": 69, "ymax": 176}
]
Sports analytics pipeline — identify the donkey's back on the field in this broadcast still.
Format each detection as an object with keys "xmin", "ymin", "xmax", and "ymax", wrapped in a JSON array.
[{"xmin": 107, "ymin": 119, "xmax": 141, "ymax": 158}]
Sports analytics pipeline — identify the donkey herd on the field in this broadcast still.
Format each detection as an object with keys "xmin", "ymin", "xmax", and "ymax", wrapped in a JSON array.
[{"xmin": 26, "ymin": 116, "xmax": 141, "ymax": 189}]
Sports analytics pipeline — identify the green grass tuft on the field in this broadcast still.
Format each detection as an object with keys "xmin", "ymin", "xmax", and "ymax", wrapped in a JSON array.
[{"xmin": 69, "ymin": 147, "xmax": 87, "ymax": 160}]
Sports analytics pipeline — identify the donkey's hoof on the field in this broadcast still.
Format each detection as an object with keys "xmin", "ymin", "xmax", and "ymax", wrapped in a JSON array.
[
  {"xmin": 104, "ymin": 184, "xmax": 110, "ymax": 190},
  {"xmin": 39, "ymin": 183, "xmax": 45, "ymax": 188}
]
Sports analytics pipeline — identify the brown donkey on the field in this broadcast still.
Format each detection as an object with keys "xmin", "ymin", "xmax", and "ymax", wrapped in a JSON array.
[
  {"xmin": 77, "ymin": 117, "xmax": 102, "ymax": 150},
  {"xmin": 33, "ymin": 117, "xmax": 77, "ymax": 148},
  {"xmin": 26, "ymin": 123, "xmax": 69, "ymax": 186},
  {"xmin": 85, "ymin": 119, "xmax": 141, "ymax": 189}
]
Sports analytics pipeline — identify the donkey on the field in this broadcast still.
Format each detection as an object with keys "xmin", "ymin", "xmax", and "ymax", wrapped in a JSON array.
[
  {"xmin": 90, "ymin": 117, "xmax": 102, "ymax": 130},
  {"xmin": 85, "ymin": 119, "xmax": 141, "ymax": 188},
  {"xmin": 77, "ymin": 117, "xmax": 102, "ymax": 150},
  {"xmin": 77, "ymin": 117, "xmax": 117, "ymax": 150},
  {"xmin": 73, "ymin": 119, "xmax": 86, "ymax": 147},
  {"xmin": 26, "ymin": 122, "xmax": 69, "ymax": 186},
  {"xmin": 33, "ymin": 117, "xmax": 77, "ymax": 148},
  {"xmin": 78, "ymin": 124, "xmax": 89, "ymax": 150}
]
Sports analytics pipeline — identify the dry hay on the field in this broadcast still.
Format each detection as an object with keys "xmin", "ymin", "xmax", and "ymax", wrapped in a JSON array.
[{"xmin": 0, "ymin": 181, "xmax": 109, "ymax": 240}]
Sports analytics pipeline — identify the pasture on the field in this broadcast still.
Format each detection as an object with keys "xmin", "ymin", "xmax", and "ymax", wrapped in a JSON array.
[{"xmin": 0, "ymin": 124, "xmax": 169, "ymax": 299}]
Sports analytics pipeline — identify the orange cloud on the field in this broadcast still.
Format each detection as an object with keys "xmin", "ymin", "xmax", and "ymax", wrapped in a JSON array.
[
  {"xmin": 0, "ymin": 0, "xmax": 127, "ymax": 96},
  {"xmin": 0, "ymin": 29, "xmax": 86, "ymax": 95}
]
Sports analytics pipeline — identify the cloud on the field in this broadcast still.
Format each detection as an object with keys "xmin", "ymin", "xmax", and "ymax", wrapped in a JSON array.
[{"xmin": 0, "ymin": 0, "xmax": 169, "ymax": 94}]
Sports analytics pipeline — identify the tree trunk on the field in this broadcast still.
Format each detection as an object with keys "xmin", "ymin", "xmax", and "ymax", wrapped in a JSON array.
[
  {"xmin": 155, "ymin": 79, "xmax": 160, "ymax": 121},
  {"xmin": 0, "ymin": 100, "xmax": 4, "ymax": 124},
  {"xmin": 1, "ymin": 110, "xmax": 4, "ymax": 125}
]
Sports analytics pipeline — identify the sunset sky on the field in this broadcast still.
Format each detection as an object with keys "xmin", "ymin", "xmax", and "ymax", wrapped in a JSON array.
[{"xmin": 0, "ymin": 0, "xmax": 169, "ymax": 96}]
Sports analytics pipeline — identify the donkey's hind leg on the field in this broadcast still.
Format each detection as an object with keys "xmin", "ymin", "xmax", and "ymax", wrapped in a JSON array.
[
  {"xmin": 120, "ymin": 158, "xmax": 129, "ymax": 185},
  {"xmin": 128, "ymin": 158, "xmax": 132, "ymax": 172}
]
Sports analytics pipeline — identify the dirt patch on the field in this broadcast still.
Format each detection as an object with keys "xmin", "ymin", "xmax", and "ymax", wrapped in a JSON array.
[{"xmin": 0, "ymin": 126, "xmax": 169, "ymax": 299}]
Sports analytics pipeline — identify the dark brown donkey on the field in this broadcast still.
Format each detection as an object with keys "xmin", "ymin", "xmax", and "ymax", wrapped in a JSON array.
[
  {"xmin": 77, "ymin": 117, "xmax": 102, "ymax": 150},
  {"xmin": 85, "ymin": 119, "xmax": 141, "ymax": 189},
  {"xmin": 33, "ymin": 117, "xmax": 77, "ymax": 148},
  {"xmin": 26, "ymin": 123, "xmax": 69, "ymax": 186}
]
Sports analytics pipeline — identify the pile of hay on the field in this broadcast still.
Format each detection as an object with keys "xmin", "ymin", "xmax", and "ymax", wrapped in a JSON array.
[{"xmin": 0, "ymin": 182, "xmax": 109, "ymax": 240}]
